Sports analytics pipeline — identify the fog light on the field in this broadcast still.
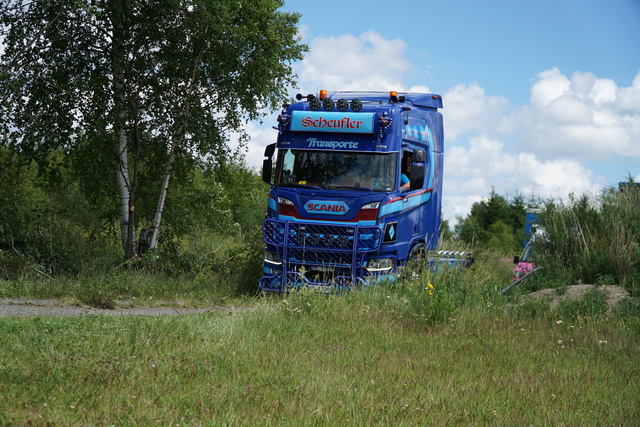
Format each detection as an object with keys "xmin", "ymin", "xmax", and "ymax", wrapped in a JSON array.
[
  {"xmin": 367, "ymin": 257, "xmax": 394, "ymax": 272},
  {"xmin": 264, "ymin": 250, "xmax": 281, "ymax": 265}
]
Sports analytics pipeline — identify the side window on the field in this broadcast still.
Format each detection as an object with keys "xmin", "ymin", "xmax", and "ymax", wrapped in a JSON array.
[
  {"xmin": 402, "ymin": 149, "xmax": 426, "ymax": 191},
  {"xmin": 411, "ymin": 149, "xmax": 426, "ymax": 190},
  {"xmin": 276, "ymin": 149, "xmax": 295, "ymax": 184},
  {"xmin": 402, "ymin": 116, "xmax": 432, "ymax": 190},
  {"xmin": 401, "ymin": 151, "xmax": 412, "ymax": 191}
]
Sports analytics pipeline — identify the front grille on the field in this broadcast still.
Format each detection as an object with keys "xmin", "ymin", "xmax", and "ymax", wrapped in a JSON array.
[
  {"xmin": 262, "ymin": 219, "xmax": 382, "ymax": 289},
  {"xmin": 264, "ymin": 220, "xmax": 382, "ymax": 252}
]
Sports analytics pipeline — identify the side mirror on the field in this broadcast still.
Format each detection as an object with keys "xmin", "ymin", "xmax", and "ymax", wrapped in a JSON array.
[
  {"xmin": 262, "ymin": 143, "xmax": 276, "ymax": 184},
  {"xmin": 264, "ymin": 143, "xmax": 276, "ymax": 158},
  {"xmin": 414, "ymin": 149, "xmax": 426, "ymax": 162},
  {"xmin": 262, "ymin": 159, "xmax": 272, "ymax": 184}
]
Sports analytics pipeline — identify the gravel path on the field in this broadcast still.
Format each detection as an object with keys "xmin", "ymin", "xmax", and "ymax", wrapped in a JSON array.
[{"xmin": 0, "ymin": 299, "xmax": 228, "ymax": 318}]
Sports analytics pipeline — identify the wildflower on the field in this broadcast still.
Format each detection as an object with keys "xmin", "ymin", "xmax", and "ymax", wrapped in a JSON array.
[{"xmin": 556, "ymin": 320, "xmax": 563, "ymax": 324}]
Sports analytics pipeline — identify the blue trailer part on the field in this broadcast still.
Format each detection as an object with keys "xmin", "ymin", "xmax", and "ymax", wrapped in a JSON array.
[{"xmin": 260, "ymin": 90, "xmax": 458, "ymax": 292}]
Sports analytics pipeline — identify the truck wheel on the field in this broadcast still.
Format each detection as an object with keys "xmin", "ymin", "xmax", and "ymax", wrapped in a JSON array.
[
  {"xmin": 406, "ymin": 243, "xmax": 426, "ymax": 272},
  {"xmin": 261, "ymin": 290, "xmax": 283, "ymax": 299}
]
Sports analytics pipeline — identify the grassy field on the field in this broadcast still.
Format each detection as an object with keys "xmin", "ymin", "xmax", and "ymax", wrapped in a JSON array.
[{"xmin": 1, "ymin": 261, "xmax": 639, "ymax": 426}]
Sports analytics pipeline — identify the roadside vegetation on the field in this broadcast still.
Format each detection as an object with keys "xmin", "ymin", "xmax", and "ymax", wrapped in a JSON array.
[
  {"xmin": 2, "ymin": 257, "xmax": 639, "ymax": 425},
  {"xmin": 2, "ymin": 167, "xmax": 640, "ymax": 424},
  {"xmin": 1, "ymin": 2, "xmax": 639, "ymax": 423}
]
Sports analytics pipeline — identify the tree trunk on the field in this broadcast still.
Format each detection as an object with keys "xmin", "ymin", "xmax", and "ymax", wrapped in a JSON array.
[
  {"xmin": 110, "ymin": 1, "xmax": 135, "ymax": 258},
  {"xmin": 148, "ymin": 54, "xmax": 200, "ymax": 250},
  {"xmin": 149, "ymin": 132, "xmax": 180, "ymax": 250}
]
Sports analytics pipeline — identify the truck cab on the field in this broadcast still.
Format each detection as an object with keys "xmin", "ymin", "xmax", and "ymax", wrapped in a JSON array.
[{"xmin": 260, "ymin": 90, "xmax": 445, "ymax": 292}]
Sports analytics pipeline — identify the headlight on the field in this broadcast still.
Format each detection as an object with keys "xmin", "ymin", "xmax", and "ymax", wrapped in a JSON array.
[
  {"xmin": 367, "ymin": 257, "xmax": 394, "ymax": 272},
  {"xmin": 278, "ymin": 197, "xmax": 294, "ymax": 205}
]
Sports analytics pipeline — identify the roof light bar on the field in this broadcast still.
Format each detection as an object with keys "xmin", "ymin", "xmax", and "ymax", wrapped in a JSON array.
[
  {"xmin": 322, "ymin": 97, "xmax": 335, "ymax": 111},
  {"xmin": 308, "ymin": 97, "xmax": 321, "ymax": 111}
]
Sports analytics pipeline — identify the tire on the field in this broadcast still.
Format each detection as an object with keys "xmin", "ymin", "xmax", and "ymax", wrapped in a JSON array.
[
  {"xmin": 408, "ymin": 243, "xmax": 426, "ymax": 264},
  {"xmin": 404, "ymin": 243, "xmax": 427, "ymax": 278}
]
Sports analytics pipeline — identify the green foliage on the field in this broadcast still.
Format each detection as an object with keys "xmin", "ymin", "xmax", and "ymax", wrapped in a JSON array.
[
  {"xmin": 213, "ymin": 161, "xmax": 270, "ymax": 232},
  {"xmin": 0, "ymin": 147, "xmax": 120, "ymax": 278},
  {"xmin": 455, "ymin": 189, "xmax": 527, "ymax": 255},
  {"xmin": 536, "ymin": 184, "xmax": 640, "ymax": 293},
  {"xmin": 1, "ymin": 0, "xmax": 307, "ymax": 259},
  {"xmin": 1, "ymin": 274, "xmax": 639, "ymax": 425},
  {"xmin": 0, "ymin": 139, "xmax": 269, "ymax": 295},
  {"xmin": 555, "ymin": 288, "xmax": 608, "ymax": 320},
  {"xmin": 486, "ymin": 220, "xmax": 519, "ymax": 254}
]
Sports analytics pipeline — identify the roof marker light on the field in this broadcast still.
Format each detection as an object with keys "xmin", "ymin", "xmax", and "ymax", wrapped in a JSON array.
[
  {"xmin": 319, "ymin": 89, "xmax": 328, "ymax": 100},
  {"xmin": 350, "ymin": 99, "xmax": 363, "ymax": 112}
]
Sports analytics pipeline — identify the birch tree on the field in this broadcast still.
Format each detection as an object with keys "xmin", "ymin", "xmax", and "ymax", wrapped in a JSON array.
[{"xmin": 0, "ymin": 0, "xmax": 305, "ymax": 259}]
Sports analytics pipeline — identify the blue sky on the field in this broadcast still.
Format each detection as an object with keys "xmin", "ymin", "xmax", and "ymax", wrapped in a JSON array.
[{"xmin": 239, "ymin": 0, "xmax": 640, "ymax": 222}]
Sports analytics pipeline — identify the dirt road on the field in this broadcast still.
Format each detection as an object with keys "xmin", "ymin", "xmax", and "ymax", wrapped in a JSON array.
[{"xmin": 0, "ymin": 299, "xmax": 227, "ymax": 318}]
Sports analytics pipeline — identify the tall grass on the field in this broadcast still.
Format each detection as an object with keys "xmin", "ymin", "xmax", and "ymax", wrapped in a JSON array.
[
  {"xmin": 2, "ymin": 182, "xmax": 640, "ymax": 423},
  {"xmin": 1, "ymin": 270, "xmax": 638, "ymax": 425},
  {"xmin": 534, "ymin": 184, "xmax": 640, "ymax": 295},
  {"xmin": 0, "ymin": 227, "xmax": 265, "ymax": 305}
]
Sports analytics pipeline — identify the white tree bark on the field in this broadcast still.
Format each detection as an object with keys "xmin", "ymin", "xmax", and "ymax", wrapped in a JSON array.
[
  {"xmin": 111, "ymin": 7, "xmax": 134, "ymax": 256},
  {"xmin": 115, "ymin": 119, "xmax": 132, "ymax": 253},
  {"xmin": 148, "ymin": 133, "xmax": 178, "ymax": 250}
]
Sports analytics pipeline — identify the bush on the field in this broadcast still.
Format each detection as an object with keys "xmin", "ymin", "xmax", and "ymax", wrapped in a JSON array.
[{"xmin": 536, "ymin": 185, "xmax": 640, "ymax": 292}]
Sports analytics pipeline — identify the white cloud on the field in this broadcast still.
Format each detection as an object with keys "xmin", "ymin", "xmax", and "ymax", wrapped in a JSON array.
[
  {"xmin": 442, "ymin": 134, "xmax": 606, "ymax": 222},
  {"xmin": 296, "ymin": 31, "xmax": 411, "ymax": 91},
  {"xmin": 443, "ymin": 83, "xmax": 511, "ymax": 141},
  {"xmin": 518, "ymin": 68, "xmax": 640, "ymax": 161},
  {"xmin": 237, "ymin": 32, "xmax": 640, "ymax": 223}
]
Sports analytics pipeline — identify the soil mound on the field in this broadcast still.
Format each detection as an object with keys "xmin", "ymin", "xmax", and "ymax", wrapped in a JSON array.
[{"xmin": 516, "ymin": 284, "xmax": 629, "ymax": 312}]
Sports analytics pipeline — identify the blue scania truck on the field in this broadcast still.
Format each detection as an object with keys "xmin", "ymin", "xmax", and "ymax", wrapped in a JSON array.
[{"xmin": 260, "ymin": 90, "xmax": 465, "ymax": 292}]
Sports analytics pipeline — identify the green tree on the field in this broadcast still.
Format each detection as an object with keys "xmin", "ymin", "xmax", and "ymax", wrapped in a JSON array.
[
  {"xmin": 455, "ymin": 189, "xmax": 527, "ymax": 253},
  {"xmin": 486, "ymin": 220, "xmax": 518, "ymax": 254},
  {"xmin": 0, "ymin": 0, "xmax": 306, "ymax": 260}
]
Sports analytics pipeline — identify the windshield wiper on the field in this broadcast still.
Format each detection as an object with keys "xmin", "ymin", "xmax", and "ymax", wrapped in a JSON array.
[
  {"xmin": 325, "ymin": 185, "xmax": 374, "ymax": 192},
  {"xmin": 279, "ymin": 183, "xmax": 323, "ymax": 190}
]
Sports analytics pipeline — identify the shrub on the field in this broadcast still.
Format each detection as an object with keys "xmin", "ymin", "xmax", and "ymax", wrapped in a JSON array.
[{"xmin": 536, "ymin": 184, "xmax": 640, "ymax": 292}]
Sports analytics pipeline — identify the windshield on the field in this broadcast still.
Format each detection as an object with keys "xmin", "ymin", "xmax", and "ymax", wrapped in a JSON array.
[{"xmin": 275, "ymin": 150, "xmax": 397, "ymax": 192}]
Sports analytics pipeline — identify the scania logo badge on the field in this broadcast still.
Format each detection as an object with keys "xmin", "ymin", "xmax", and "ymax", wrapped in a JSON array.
[{"xmin": 304, "ymin": 200, "xmax": 350, "ymax": 215}]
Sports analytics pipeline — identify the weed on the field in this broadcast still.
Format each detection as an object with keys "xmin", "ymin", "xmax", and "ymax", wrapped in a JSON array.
[{"xmin": 556, "ymin": 288, "xmax": 608, "ymax": 320}]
